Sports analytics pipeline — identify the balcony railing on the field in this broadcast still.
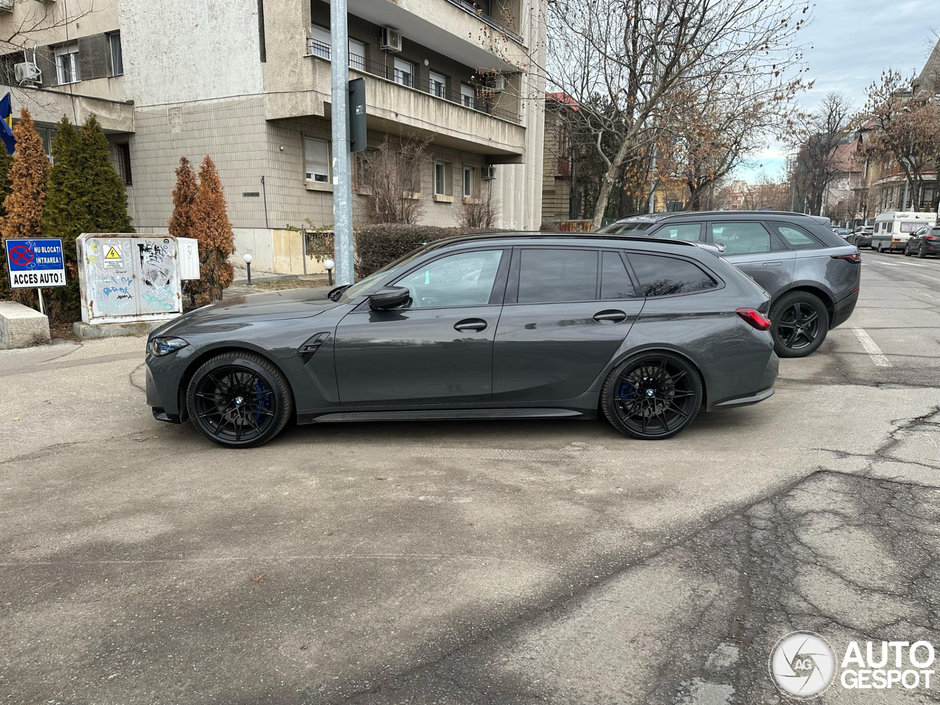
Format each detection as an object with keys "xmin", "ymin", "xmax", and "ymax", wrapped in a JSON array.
[
  {"xmin": 442, "ymin": 0, "xmax": 523, "ymax": 45},
  {"xmin": 308, "ymin": 38, "xmax": 520, "ymax": 124}
]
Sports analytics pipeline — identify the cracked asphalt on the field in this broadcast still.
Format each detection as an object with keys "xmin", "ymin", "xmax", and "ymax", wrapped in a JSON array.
[{"xmin": 0, "ymin": 251, "xmax": 938, "ymax": 704}]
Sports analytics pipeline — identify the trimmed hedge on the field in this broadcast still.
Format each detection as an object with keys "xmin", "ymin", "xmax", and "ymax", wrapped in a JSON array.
[{"xmin": 355, "ymin": 224, "xmax": 461, "ymax": 279}]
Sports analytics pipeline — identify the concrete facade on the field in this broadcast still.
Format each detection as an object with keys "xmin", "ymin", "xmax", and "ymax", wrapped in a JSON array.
[{"xmin": 2, "ymin": 0, "xmax": 547, "ymax": 274}]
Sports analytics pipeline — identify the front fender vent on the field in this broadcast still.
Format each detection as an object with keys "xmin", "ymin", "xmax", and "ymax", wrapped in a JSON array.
[{"xmin": 298, "ymin": 332, "xmax": 331, "ymax": 364}]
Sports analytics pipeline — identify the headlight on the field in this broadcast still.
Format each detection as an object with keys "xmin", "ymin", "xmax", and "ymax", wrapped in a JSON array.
[{"xmin": 149, "ymin": 336, "xmax": 189, "ymax": 357}]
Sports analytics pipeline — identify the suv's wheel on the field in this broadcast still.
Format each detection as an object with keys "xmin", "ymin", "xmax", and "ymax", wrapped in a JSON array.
[
  {"xmin": 601, "ymin": 352, "xmax": 702, "ymax": 440},
  {"xmin": 186, "ymin": 352, "xmax": 293, "ymax": 447},
  {"xmin": 770, "ymin": 291, "xmax": 830, "ymax": 358}
]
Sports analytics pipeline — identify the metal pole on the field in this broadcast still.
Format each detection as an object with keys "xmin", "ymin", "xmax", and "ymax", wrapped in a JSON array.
[
  {"xmin": 330, "ymin": 0, "xmax": 355, "ymax": 285},
  {"xmin": 37, "ymin": 288, "xmax": 44, "ymax": 315},
  {"xmin": 648, "ymin": 147, "xmax": 657, "ymax": 214}
]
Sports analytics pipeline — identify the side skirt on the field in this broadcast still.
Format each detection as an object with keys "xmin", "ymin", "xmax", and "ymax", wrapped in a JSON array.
[{"xmin": 297, "ymin": 408, "xmax": 593, "ymax": 425}]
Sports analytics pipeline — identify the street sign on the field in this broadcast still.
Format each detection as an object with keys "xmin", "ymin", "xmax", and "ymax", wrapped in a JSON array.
[{"xmin": 4, "ymin": 238, "xmax": 66, "ymax": 288}]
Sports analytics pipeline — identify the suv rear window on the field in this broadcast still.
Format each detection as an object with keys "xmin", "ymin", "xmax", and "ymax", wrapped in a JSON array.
[{"xmin": 627, "ymin": 253, "xmax": 718, "ymax": 297}]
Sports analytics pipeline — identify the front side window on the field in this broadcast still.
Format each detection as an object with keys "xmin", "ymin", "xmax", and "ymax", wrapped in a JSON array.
[
  {"xmin": 394, "ymin": 58, "xmax": 414, "ymax": 87},
  {"xmin": 628, "ymin": 253, "xmax": 718, "ymax": 297},
  {"xmin": 55, "ymin": 43, "xmax": 80, "ymax": 85},
  {"xmin": 710, "ymin": 221, "xmax": 772, "ymax": 255},
  {"xmin": 304, "ymin": 136, "xmax": 330, "ymax": 184},
  {"xmin": 517, "ymin": 248, "xmax": 598, "ymax": 304},
  {"xmin": 396, "ymin": 250, "xmax": 503, "ymax": 309}
]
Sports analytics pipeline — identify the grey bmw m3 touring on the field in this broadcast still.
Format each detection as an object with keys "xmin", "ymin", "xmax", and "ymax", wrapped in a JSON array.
[{"xmin": 146, "ymin": 234, "xmax": 779, "ymax": 447}]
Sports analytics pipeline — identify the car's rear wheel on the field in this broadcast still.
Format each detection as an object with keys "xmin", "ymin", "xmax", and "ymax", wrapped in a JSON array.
[
  {"xmin": 904, "ymin": 245, "xmax": 913, "ymax": 256},
  {"xmin": 186, "ymin": 352, "xmax": 293, "ymax": 448},
  {"xmin": 601, "ymin": 352, "xmax": 702, "ymax": 440},
  {"xmin": 770, "ymin": 291, "xmax": 829, "ymax": 358}
]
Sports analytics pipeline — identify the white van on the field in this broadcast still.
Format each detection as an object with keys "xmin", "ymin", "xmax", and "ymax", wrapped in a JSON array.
[{"xmin": 870, "ymin": 211, "xmax": 937, "ymax": 253}]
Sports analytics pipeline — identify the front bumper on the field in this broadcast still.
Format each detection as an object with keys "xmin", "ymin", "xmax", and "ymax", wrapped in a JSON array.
[{"xmin": 146, "ymin": 358, "xmax": 183, "ymax": 423}]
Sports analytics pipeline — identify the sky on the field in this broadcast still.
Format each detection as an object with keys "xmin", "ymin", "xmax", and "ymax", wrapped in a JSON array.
[{"xmin": 733, "ymin": 0, "xmax": 939, "ymax": 183}]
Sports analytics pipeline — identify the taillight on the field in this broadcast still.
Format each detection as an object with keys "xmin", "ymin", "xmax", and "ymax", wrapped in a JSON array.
[
  {"xmin": 831, "ymin": 253, "xmax": 861, "ymax": 263},
  {"xmin": 926, "ymin": 235, "xmax": 937, "ymax": 240},
  {"xmin": 736, "ymin": 308, "xmax": 772, "ymax": 330}
]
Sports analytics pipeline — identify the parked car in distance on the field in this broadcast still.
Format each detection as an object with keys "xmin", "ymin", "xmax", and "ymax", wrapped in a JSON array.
[
  {"xmin": 870, "ymin": 211, "xmax": 936, "ymax": 253},
  {"xmin": 904, "ymin": 225, "xmax": 940, "ymax": 258},
  {"xmin": 847, "ymin": 226, "xmax": 874, "ymax": 248},
  {"xmin": 598, "ymin": 211, "xmax": 861, "ymax": 357},
  {"xmin": 146, "ymin": 234, "xmax": 779, "ymax": 447},
  {"xmin": 832, "ymin": 227, "xmax": 853, "ymax": 238}
]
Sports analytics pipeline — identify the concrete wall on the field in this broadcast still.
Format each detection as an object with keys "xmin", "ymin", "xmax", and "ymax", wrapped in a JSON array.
[{"xmin": 118, "ymin": 0, "xmax": 262, "ymax": 106}]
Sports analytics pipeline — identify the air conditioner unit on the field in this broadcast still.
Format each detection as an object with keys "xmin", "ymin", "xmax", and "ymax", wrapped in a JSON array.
[
  {"xmin": 0, "ymin": 0, "xmax": 14, "ymax": 13},
  {"xmin": 482, "ymin": 164, "xmax": 496, "ymax": 180},
  {"xmin": 14, "ymin": 62, "xmax": 42, "ymax": 86},
  {"xmin": 490, "ymin": 75, "xmax": 506, "ymax": 92},
  {"xmin": 381, "ymin": 27, "xmax": 402, "ymax": 53}
]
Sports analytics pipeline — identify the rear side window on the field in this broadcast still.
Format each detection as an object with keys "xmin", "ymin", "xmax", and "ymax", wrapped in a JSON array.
[
  {"xmin": 627, "ymin": 253, "xmax": 718, "ymax": 297},
  {"xmin": 601, "ymin": 251, "xmax": 636, "ymax": 299},
  {"xmin": 773, "ymin": 223, "xmax": 821, "ymax": 250},
  {"xmin": 710, "ymin": 222, "xmax": 773, "ymax": 255},
  {"xmin": 654, "ymin": 223, "xmax": 702, "ymax": 241},
  {"xmin": 517, "ymin": 248, "xmax": 598, "ymax": 303}
]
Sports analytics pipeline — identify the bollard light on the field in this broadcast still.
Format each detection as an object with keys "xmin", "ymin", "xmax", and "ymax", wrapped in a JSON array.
[
  {"xmin": 324, "ymin": 258, "xmax": 335, "ymax": 286},
  {"xmin": 243, "ymin": 252, "xmax": 253, "ymax": 286}
]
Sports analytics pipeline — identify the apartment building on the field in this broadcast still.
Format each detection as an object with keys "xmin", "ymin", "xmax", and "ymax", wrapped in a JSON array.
[{"xmin": 1, "ymin": 0, "xmax": 547, "ymax": 273}]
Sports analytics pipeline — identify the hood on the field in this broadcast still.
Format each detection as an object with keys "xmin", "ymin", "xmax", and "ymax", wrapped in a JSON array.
[{"xmin": 153, "ymin": 288, "xmax": 341, "ymax": 337}]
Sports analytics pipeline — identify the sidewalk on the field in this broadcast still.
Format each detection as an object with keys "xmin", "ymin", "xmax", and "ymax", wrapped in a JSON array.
[{"xmin": 222, "ymin": 271, "xmax": 332, "ymax": 299}]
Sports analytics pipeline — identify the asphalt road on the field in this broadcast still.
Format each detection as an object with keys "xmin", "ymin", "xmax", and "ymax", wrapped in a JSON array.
[{"xmin": 1, "ymin": 250, "xmax": 938, "ymax": 704}]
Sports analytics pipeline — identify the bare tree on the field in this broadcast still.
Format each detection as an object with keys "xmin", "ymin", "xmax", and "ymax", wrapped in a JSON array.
[
  {"xmin": 790, "ymin": 93, "xmax": 851, "ymax": 215},
  {"xmin": 358, "ymin": 136, "xmax": 431, "ymax": 225},
  {"xmin": 458, "ymin": 180, "xmax": 498, "ymax": 229},
  {"xmin": 544, "ymin": 0, "xmax": 810, "ymax": 228}
]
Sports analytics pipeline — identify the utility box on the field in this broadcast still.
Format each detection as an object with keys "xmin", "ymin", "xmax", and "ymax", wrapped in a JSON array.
[
  {"xmin": 177, "ymin": 237, "xmax": 200, "ymax": 280},
  {"xmin": 77, "ymin": 234, "xmax": 182, "ymax": 324}
]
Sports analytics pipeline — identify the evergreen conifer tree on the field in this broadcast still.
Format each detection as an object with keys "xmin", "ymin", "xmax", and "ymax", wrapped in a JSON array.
[{"xmin": 189, "ymin": 156, "xmax": 234, "ymax": 305}]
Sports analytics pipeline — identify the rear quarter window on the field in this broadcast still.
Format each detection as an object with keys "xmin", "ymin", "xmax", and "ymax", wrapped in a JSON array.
[
  {"xmin": 627, "ymin": 253, "xmax": 718, "ymax": 297},
  {"xmin": 772, "ymin": 223, "xmax": 822, "ymax": 250}
]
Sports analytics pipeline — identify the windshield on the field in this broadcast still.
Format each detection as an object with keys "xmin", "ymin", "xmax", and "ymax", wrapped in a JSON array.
[
  {"xmin": 599, "ymin": 221, "xmax": 653, "ymax": 234},
  {"xmin": 337, "ymin": 243, "xmax": 437, "ymax": 302}
]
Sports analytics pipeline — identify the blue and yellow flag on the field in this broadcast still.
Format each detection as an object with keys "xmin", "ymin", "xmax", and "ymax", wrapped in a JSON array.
[{"xmin": 0, "ymin": 93, "xmax": 14, "ymax": 156}]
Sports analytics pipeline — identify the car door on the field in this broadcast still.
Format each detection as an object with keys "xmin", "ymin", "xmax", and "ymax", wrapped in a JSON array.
[
  {"xmin": 333, "ymin": 248, "xmax": 508, "ymax": 406},
  {"xmin": 492, "ymin": 247, "xmax": 644, "ymax": 402},
  {"xmin": 708, "ymin": 220, "xmax": 795, "ymax": 298}
]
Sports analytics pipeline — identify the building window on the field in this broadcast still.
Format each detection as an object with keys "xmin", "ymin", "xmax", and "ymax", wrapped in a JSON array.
[
  {"xmin": 463, "ymin": 166, "xmax": 474, "ymax": 198},
  {"xmin": 55, "ymin": 43, "xmax": 80, "ymax": 85},
  {"xmin": 112, "ymin": 142, "xmax": 132, "ymax": 185},
  {"xmin": 393, "ymin": 57, "xmax": 414, "ymax": 88},
  {"xmin": 434, "ymin": 162, "xmax": 452, "ymax": 196},
  {"xmin": 309, "ymin": 25, "xmax": 331, "ymax": 59},
  {"xmin": 349, "ymin": 38, "xmax": 366, "ymax": 71},
  {"xmin": 460, "ymin": 83, "xmax": 475, "ymax": 108},
  {"xmin": 429, "ymin": 71, "xmax": 446, "ymax": 98},
  {"xmin": 304, "ymin": 136, "xmax": 330, "ymax": 184},
  {"xmin": 108, "ymin": 32, "xmax": 123, "ymax": 76}
]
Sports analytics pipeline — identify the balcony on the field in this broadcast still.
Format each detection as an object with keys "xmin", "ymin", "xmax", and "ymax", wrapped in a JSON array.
[{"xmin": 0, "ymin": 0, "xmax": 14, "ymax": 13}]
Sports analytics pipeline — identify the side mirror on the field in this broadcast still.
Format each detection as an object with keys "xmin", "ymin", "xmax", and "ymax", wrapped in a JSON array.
[{"xmin": 368, "ymin": 286, "xmax": 411, "ymax": 310}]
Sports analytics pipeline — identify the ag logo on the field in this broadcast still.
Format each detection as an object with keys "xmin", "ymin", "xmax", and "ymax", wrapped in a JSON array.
[{"xmin": 769, "ymin": 632, "xmax": 836, "ymax": 698}]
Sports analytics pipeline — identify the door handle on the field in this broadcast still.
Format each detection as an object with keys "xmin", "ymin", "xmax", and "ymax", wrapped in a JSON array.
[
  {"xmin": 593, "ymin": 309, "xmax": 627, "ymax": 323},
  {"xmin": 762, "ymin": 261, "xmax": 783, "ymax": 267},
  {"xmin": 454, "ymin": 318, "xmax": 487, "ymax": 332}
]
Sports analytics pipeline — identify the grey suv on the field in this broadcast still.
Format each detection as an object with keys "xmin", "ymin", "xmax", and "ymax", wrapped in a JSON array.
[{"xmin": 599, "ymin": 212, "xmax": 861, "ymax": 357}]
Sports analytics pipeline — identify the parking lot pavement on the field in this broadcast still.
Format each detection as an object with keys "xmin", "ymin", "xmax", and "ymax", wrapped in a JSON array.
[{"xmin": 0, "ymin": 254, "xmax": 938, "ymax": 704}]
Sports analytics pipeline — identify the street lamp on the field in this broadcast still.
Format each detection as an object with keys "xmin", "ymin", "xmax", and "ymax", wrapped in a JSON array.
[
  {"xmin": 323, "ymin": 258, "xmax": 335, "ymax": 286},
  {"xmin": 243, "ymin": 252, "xmax": 253, "ymax": 286}
]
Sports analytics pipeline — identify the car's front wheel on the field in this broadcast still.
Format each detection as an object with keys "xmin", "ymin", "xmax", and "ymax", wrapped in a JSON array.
[
  {"xmin": 601, "ymin": 352, "xmax": 703, "ymax": 440},
  {"xmin": 770, "ymin": 291, "xmax": 829, "ymax": 358},
  {"xmin": 186, "ymin": 352, "xmax": 293, "ymax": 447}
]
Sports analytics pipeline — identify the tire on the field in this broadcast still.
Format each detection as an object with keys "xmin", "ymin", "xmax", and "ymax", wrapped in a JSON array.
[
  {"xmin": 601, "ymin": 352, "xmax": 702, "ymax": 440},
  {"xmin": 770, "ymin": 291, "xmax": 830, "ymax": 358},
  {"xmin": 186, "ymin": 351, "xmax": 294, "ymax": 448},
  {"xmin": 904, "ymin": 246, "xmax": 912, "ymax": 256},
  {"xmin": 918, "ymin": 242, "xmax": 928, "ymax": 259}
]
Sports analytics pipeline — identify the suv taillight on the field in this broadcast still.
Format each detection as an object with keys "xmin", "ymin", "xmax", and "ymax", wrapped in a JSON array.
[
  {"xmin": 736, "ymin": 308, "xmax": 772, "ymax": 331},
  {"xmin": 831, "ymin": 253, "xmax": 861, "ymax": 263}
]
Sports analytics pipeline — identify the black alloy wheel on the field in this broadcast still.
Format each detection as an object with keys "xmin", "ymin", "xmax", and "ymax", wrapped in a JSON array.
[
  {"xmin": 770, "ymin": 291, "xmax": 830, "ymax": 358},
  {"xmin": 601, "ymin": 353, "xmax": 703, "ymax": 440},
  {"xmin": 186, "ymin": 352, "xmax": 293, "ymax": 447}
]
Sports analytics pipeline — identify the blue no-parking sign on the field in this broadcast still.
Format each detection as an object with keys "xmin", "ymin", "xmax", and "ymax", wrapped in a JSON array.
[{"xmin": 5, "ymin": 238, "xmax": 66, "ymax": 288}]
